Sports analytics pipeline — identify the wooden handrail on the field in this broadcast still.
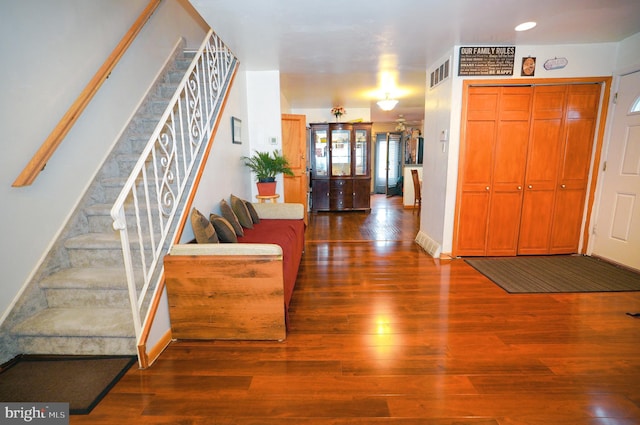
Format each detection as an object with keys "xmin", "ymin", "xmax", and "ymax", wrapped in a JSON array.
[{"xmin": 12, "ymin": 0, "xmax": 162, "ymax": 187}]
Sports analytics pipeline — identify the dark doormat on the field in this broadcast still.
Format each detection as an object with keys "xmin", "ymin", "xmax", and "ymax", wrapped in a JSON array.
[
  {"xmin": 0, "ymin": 354, "xmax": 136, "ymax": 415},
  {"xmin": 465, "ymin": 255, "xmax": 640, "ymax": 293}
]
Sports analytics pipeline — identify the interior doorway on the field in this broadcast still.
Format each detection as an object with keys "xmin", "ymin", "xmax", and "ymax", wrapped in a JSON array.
[{"xmin": 374, "ymin": 132, "xmax": 402, "ymax": 196}]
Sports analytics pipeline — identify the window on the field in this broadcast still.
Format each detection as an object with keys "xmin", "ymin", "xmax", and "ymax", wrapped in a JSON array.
[{"xmin": 631, "ymin": 96, "xmax": 640, "ymax": 114}]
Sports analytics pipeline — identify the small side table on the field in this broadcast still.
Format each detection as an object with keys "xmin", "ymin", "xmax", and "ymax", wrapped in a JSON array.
[{"xmin": 256, "ymin": 194, "xmax": 280, "ymax": 203}]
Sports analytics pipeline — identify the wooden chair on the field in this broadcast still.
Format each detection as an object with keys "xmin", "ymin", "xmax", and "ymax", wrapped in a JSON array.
[{"xmin": 411, "ymin": 169, "xmax": 421, "ymax": 213}]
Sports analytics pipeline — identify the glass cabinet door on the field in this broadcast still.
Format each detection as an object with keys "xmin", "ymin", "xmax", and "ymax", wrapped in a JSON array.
[
  {"xmin": 354, "ymin": 129, "xmax": 368, "ymax": 176},
  {"xmin": 331, "ymin": 129, "xmax": 351, "ymax": 176},
  {"xmin": 313, "ymin": 129, "xmax": 328, "ymax": 177}
]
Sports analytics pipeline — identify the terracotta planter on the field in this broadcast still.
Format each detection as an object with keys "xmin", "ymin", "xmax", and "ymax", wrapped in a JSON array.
[{"xmin": 256, "ymin": 181, "xmax": 277, "ymax": 196}]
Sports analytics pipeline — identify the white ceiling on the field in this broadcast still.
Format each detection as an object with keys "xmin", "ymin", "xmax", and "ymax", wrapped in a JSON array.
[{"xmin": 191, "ymin": 0, "xmax": 640, "ymax": 123}]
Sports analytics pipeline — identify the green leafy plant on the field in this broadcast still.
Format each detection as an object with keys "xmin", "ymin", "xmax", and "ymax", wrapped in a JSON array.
[{"xmin": 242, "ymin": 150, "xmax": 294, "ymax": 182}]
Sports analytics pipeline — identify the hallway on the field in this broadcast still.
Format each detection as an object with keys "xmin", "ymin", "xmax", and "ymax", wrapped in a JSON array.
[
  {"xmin": 305, "ymin": 194, "xmax": 420, "ymax": 242},
  {"xmin": 72, "ymin": 195, "xmax": 640, "ymax": 424}
]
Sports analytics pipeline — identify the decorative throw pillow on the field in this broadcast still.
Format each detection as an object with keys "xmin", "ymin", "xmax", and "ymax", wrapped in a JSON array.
[
  {"xmin": 244, "ymin": 200, "xmax": 260, "ymax": 224},
  {"xmin": 220, "ymin": 199, "xmax": 244, "ymax": 236},
  {"xmin": 230, "ymin": 194, "xmax": 254, "ymax": 229},
  {"xmin": 209, "ymin": 214, "xmax": 238, "ymax": 243},
  {"xmin": 190, "ymin": 208, "xmax": 219, "ymax": 244}
]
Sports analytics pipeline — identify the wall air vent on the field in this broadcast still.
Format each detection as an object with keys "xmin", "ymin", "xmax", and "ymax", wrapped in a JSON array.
[{"xmin": 429, "ymin": 58, "xmax": 450, "ymax": 89}]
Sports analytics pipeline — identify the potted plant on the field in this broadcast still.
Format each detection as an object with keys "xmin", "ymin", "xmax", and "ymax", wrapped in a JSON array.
[{"xmin": 242, "ymin": 150, "xmax": 294, "ymax": 196}]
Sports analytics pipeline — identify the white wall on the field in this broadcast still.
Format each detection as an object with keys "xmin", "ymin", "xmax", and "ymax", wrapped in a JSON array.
[
  {"xmin": 615, "ymin": 32, "xmax": 640, "ymax": 73},
  {"xmin": 0, "ymin": 0, "xmax": 208, "ymax": 321},
  {"xmin": 421, "ymin": 50, "xmax": 454, "ymax": 248},
  {"xmin": 185, "ymin": 70, "xmax": 283, "ymax": 216},
  {"xmin": 421, "ymin": 41, "xmax": 622, "ymax": 256},
  {"xmin": 280, "ymin": 92, "xmax": 292, "ymax": 114},
  {"xmin": 245, "ymin": 71, "xmax": 286, "ymax": 198}
]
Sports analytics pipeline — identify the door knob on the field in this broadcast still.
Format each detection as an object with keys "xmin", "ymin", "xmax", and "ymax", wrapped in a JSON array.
[
  {"xmin": 528, "ymin": 185, "xmax": 533, "ymax": 189},
  {"xmin": 517, "ymin": 186, "xmax": 522, "ymax": 190},
  {"xmin": 485, "ymin": 186, "xmax": 490, "ymax": 191},
  {"xmin": 561, "ymin": 184, "xmax": 566, "ymax": 189}
]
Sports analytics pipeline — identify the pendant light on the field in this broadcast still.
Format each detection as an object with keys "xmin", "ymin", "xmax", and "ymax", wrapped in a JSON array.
[{"xmin": 377, "ymin": 93, "xmax": 398, "ymax": 111}]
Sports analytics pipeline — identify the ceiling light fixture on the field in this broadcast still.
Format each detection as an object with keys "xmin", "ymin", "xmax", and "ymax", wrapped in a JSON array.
[
  {"xmin": 377, "ymin": 94, "xmax": 398, "ymax": 111},
  {"xmin": 515, "ymin": 21, "xmax": 537, "ymax": 32}
]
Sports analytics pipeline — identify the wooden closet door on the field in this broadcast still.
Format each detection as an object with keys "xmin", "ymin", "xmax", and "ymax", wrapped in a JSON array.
[
  {"xmin": 456, "ymin": 86, "xmax": 532, "ymax": 256},
  {"xmin": 549, "ymin": 84, "xmax": 601, "ymax": 253},
  {"xmin": 456, "ymin": 87, "xmax": 498, "ymax": 255},
  {"xmin": 518, "ymin": 85, "xmax": 567, "ymax": 254},
  {"xmin": 519, "ymin": 84, "xmax": 601, "ymax": 254},
  {"xmin": 456, "ymin": 83, "xmax": 601, "ymax": 258},
  {"xmin": 485, "ymin": 87, "xmax": 532, "ymax": 256}
]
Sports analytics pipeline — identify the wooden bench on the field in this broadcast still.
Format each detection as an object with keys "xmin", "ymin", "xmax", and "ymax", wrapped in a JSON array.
[{"xmin": 163, "ymin": 203, "xmax": 304, "ymax": 341}]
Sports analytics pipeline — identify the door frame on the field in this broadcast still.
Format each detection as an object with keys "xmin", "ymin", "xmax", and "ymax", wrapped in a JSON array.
[
  {"xmin": 374, "ymin": 132, "xmax": 403, "ymax": 196},
  {"xmin": 452, "ymin": 76, "xmax": 612, "ymax": 257},
  {"xmin": 589, "ymin": 70, "xmax": 640, "ymax": 269}
]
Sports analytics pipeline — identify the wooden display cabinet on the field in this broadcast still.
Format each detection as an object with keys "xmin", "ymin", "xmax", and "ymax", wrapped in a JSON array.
[{"xmin": 310, "ymin": 122, "xmax": 372, "ymax": 212}]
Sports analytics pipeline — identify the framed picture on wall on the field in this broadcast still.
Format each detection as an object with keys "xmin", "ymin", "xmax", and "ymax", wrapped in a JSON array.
[
  {"xmin": 521, "ymin": 57, "xmax": 536, "ymax": 76},
  {"xmin": 232, "ymin": 117, "xmax": 242, "ymax": 144}
]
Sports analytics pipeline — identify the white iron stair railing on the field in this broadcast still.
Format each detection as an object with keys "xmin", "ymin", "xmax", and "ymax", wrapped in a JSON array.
[{"xmin": 110, "ymin": 29, "xmax": 237, "ymax": 341}]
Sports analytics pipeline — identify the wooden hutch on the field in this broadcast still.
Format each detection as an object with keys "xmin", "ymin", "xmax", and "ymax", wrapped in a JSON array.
[{"xmin": 309, "ymin": 122, "xmax": 372, "ymax": 212}]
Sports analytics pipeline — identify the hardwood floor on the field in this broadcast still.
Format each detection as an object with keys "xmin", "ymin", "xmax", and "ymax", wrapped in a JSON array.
[{"xmin": 73, "ymin": 195, "xmax": 640, "ymax": 424}]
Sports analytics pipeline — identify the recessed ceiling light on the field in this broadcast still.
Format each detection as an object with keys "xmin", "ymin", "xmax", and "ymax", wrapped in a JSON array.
[{"xmin": 515, "ymin": 21, "xmax": 537, "ymax": 32}]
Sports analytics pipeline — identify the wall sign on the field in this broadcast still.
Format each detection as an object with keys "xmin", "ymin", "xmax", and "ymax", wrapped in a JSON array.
[
  {"xmin": 544, "ymin": 57, "xmax": 568, "ymax": 70},
  {"xmin": 458, "ymin": 46, "xmax": 516, "ymax": 76}
]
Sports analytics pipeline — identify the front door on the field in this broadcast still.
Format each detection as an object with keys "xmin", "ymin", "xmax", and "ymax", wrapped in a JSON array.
[{"xmin": 591, "ymin": 71, "xmax": 640, "ymax": 270}]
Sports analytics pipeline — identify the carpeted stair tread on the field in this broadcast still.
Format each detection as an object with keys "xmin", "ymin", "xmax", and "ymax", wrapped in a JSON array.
[
  {"xmin": 12, "ymin": 308, "xmax": 135, "ymax": 337},
  {"xmin": 85, "ymin": 203, "xmax": 140, "ymax": 218},
  {"xmin": 100, "ymin": 176, "xmax": 138, "ymax": 188},
  {"xmin": 38, "ymin": 267, "xmax": 132, "ymax": 290},
  {"xmin": 84, "ymin": 203, "xmax": 116, "ymax": 217},
  {"xmin": 64, "ymin": 232, "xmax": 122, "ymax": 249}
]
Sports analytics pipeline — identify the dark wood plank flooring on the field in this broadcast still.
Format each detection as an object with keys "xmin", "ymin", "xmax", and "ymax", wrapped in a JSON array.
[{"xmin": 72, "ymin": 195, "xmax": 640, "ymax": 424}]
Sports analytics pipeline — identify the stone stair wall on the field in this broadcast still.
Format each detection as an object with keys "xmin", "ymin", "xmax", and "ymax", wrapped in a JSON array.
[{"xmin": 0, "ymin": 42, "xmax": 195, "ymax": 364}]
